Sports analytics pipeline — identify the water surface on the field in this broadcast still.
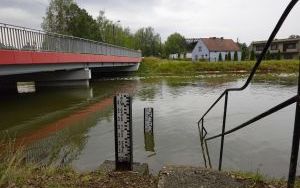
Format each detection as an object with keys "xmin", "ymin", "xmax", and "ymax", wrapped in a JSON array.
[{"xmin": 0, "ymin": 74, "xmax": 298, "ymax": 178}]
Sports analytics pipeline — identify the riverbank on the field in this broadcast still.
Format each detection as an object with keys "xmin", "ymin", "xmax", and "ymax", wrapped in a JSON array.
[
  {"xmin": 0, "ymin": 144, "xmax": 298, "ymax": 188},
  {"xmin": 0, "ymin": 157, "xmax": 297, "ymax": 188},
  {"xmin": 137, "ymin": 57, "xmax": 299, "ymax": 76},
  {"xmin": 0, "ymin": 144, "xmax": 157, "ymax": 187}
]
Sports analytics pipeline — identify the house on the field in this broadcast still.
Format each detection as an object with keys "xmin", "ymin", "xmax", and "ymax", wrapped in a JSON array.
[
  {"xmin": 250, "ymin": 36, "xmax": 300, "ymax": 59},
  {"xmin": 191, "ymin": 37, "xmax": 241, "ymax": 62}
]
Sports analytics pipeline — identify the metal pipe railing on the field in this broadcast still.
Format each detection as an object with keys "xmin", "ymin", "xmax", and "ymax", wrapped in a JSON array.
[
  {"xmin": 197, "ymin": 0, "xmax": 299, "ymax": 187},
  {"xmin": 0, "ymin": 22, "xmax": 141, "ymax": 58}
]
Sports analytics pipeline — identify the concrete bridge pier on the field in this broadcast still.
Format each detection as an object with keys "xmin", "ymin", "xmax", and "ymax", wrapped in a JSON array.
[{"xmin": 35, "ymin": 68, "xmax": 92, "ymax": 87}]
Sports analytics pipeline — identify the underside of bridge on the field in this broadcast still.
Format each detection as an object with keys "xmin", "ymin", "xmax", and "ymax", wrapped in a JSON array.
[{"xmin": 0, "ymin": 49, "xmax": 141, "ymax": 91}]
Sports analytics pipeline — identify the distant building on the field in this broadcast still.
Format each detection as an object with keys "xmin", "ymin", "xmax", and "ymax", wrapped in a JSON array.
[
  {"xmin": 250, "ymin": 37, "xmax": 300, "ymax": 59},
  {"xmin": 169, "ymin": 53, "xmax": 192, "ymax": 59},
  {"xmin": 191, "ymin": 37, "xmax": 241, "ymax": 62}
]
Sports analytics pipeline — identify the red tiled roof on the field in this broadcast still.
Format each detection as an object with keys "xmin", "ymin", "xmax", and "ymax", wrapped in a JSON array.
[{"xmin": 201, "ymin": 38, "xmax": 240, "ymax": 51}]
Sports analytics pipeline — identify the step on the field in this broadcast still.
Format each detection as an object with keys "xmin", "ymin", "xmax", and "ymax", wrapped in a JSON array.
[{"xmin": 157, "ymin": 165, "xmax": 251, "ymax": 188}]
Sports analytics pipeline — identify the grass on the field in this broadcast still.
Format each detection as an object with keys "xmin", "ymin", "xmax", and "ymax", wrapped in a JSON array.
[
  {"xmin": 230, "ymin": 170, "xmax": 300, "ymax": 188},
  {"xmin": 0, "ymin": 140, "xmax": 157, "ymax": 188},
  {"xmin": 137, "ymin": 57, "xmax": 299, "ymax": 76}
]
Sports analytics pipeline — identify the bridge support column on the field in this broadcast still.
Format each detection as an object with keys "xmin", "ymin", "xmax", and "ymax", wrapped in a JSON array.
[{"xmin": 36, "ymin": 68, "xmax": 91, "ymax": 87}]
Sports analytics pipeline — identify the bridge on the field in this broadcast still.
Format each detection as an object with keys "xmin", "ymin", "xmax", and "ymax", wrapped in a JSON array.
[{"xmin": 0, "ymin": 23, "xmax": 141, "ymax": 88}]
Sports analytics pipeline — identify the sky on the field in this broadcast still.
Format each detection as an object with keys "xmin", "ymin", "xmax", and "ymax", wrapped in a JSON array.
[{"xmin": 0, "ymin": 0, "xmax": 299, "ymax": 45}]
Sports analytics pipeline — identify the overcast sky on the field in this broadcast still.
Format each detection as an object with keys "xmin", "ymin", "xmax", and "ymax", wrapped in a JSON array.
[{"xmin": 0, "ymin": 0, "xmax": 299, "ymax": 44}]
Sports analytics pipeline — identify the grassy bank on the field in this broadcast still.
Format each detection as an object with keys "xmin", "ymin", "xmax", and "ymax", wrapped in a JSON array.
[
  {"xmin": 137, "ymin": 57, "xmax": 299, "ymax": 76},
  {"xmin": 0, "ymin": 146, "xmax": 156, "ymax": 187}
]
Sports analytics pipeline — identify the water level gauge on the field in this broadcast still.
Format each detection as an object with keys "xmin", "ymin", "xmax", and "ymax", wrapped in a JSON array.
[{"xmin": 114, "ymin": 93, "xmax": 132, "ymax": 170}]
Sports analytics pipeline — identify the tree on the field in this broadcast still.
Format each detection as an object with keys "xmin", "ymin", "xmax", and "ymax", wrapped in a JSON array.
[
  {"xmin": 164, "ymin": 33, "xmax": 187, "ymax": 57},
  {"xmin": 227, "ymin": 52, "xmax": 231, "ymax": 61},
  {"xmin": 42, "ymin": 0, "xmax": 74, "ymax": 34},
  {"xmin": 239, "ymin": 43, "xmax": 249, "ymax": 61},
  {"xmin": 133, "ymin": 27, "xmax": 161, "ymax": 57},
  {"xmin": 288, "ymin": 35, "xmax": 300, "ymax": 39},
  {"xmin": 218, "ymin": 53, "xmax": 222, "ymax": 61},
  {"xmin": 42, "ymin": 0, "xmax": 101, "ymax": 41},
  {"xmin": 225, "ymin": 54, "xmax": 228, "ymax": 61},
  {"xmin": 276, "ymin": 50, "xmax": 281, "ymax": 60},
  {"xmin": 250, "ymin": 50, "xmax": 255, "ymax": 60},
  {"xmin": 66, "ymin": 4, "xmax": 101, "ymax": 41},
  {"xmin": 234, "ymin": 51, "xmax": 238, "ymax": 61}
]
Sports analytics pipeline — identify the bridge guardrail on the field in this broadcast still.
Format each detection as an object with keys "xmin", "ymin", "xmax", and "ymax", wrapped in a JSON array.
[{"xmin": 0, "ymin": 23, "xmax": 141, "ymax": 58}]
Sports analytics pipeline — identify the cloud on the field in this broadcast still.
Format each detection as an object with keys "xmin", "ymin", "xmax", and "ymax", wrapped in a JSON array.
[
  {"xmin": 0, "ymin": 0, "xmax": 48, "ymax": 29},
  {"xmin": 1, "ymin": 0, "xmax": 299, "ymax": 44}
]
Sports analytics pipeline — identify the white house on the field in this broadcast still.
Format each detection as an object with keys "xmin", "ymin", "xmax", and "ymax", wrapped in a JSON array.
[{"xmin": 192, "ymin": 37, "xmax": 241, "ymax": 62}]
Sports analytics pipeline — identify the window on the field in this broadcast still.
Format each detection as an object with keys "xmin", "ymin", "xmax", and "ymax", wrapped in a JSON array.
[
  {"xmin": 285, "ymin": 43, "xmax": 296, "ymax": 49},
  {"xmin": 271, "ymin": 44, "xmax": 277, "ymax": 50},
  {"xmin": 255, "ymin": 45, "xmax": 264, "ymax": 51},
  {"xmin": 198, "ymin": 46, "xmax": 202, "ymax": 52}
]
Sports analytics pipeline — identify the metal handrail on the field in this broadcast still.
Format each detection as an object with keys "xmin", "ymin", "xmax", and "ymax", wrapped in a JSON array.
[
  {"xmin": 197, "ymin": 0, "xmax": 299, "ymax": 187},
  {"xmin": 205, "ymin": 95, "xmax": 298, "ymax": 141},
  {"xmin": 0, "ymin": 22, "xmax": 141, "ymax": 58}
]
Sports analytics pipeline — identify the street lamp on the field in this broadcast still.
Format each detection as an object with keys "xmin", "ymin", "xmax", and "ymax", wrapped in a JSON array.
[{"xmin": 113, "ymin": 20, "xmax": 120, "ymax": 44}]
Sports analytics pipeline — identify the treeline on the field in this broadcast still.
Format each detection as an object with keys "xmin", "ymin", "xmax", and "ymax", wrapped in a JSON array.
[
  {"xmin": 41, "ymin": 0, "xmax": 256, "ymax": 60},
  {"xmin": 42, "ymin": 0, "xmax": 162, "ymax": 56}
]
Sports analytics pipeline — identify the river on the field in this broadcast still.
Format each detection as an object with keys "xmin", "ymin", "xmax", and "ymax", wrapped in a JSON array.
[{"xmin": 0, "ymin": 73, "xmax": 298, "ymax": 178}]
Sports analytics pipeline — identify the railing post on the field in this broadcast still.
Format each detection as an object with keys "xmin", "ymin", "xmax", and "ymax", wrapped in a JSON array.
[
  {"xmin": 219, "ymin": 91, "xmax": 228, "ymax": 171},
  {"xmin": 287, "ymin": 62, "xmax": 300, "ymax": 188}
]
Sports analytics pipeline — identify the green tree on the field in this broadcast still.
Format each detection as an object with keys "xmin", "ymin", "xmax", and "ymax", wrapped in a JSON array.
[
  {"xmin": 276, "ymin": 50, "xmax": 281, "ymax": 60},
  {"xmin": 250, "ymin": 50, "xmax": 255, "ymax": 60},
  {"xmin": 234, "ymin": 51, "xmax": 238, "ymax": 61},
  {"xmin": 225, "ymin": 54, "xmax": 228, "ymax": 61},
  {"xmin": 42, "ymin": 0, "xmax": 101, "ymax": 41},
  {"xmin": 133, "ymin": 27, "xmax": 161, "ymax": 57},
  {"xmin": 42, "ymin": 0, "xmax": 74, "ymax": 34},
  {"xmin": 164, "ymin": 33, "xmax": 187, "ymax": 57},
  {"xmin": 66, "ymin": 4, "xmax": 100, "ymax": 41},
  {"xmin": 227, "ymin": 52, "xmax": 231, "ymax": 61},
  {"xmin": 96, "ymin": 10, "xmax": 133, "ymax": 46},
  {"xmin": 239, "ymin": 43, "xmax": 249, "ymax": 61},
  {"xmin": 218, "ymin": 53, "xmax": 222, "ymax": 61}
]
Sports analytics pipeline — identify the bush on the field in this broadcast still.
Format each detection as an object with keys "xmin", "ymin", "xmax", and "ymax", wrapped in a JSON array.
[
  {"xmin": 218, "ymin": 53, "xmax": 223, "ymax": 61},
  {"xmin": 234, "ymin": 51, "xmax": 238, "ymax": 61}
]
